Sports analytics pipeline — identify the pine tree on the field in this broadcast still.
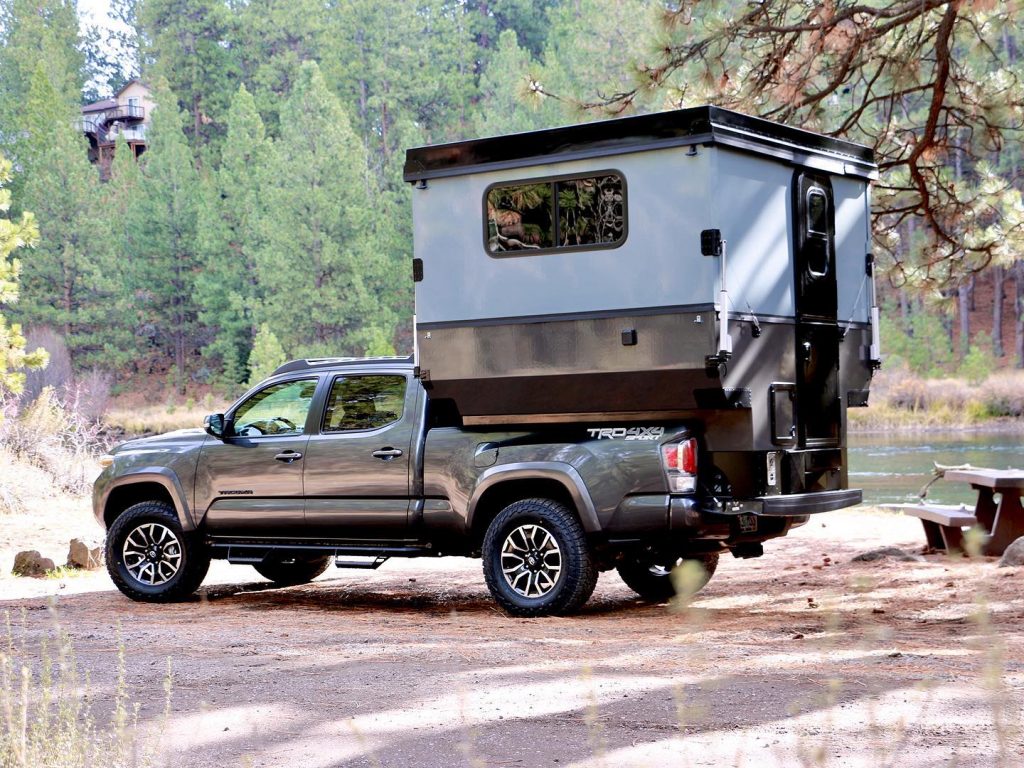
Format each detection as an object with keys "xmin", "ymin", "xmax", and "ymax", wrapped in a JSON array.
[
  {"xmin": 0, "ymin": 0, "xmax": 84, "ymax": 166},
  {"xmin": 196, "ymin": 84, "xmax": 270, "ymax": 384},
  {"xmin": 232, "ymin": 0, "xmax": 330, "ymax": 134},
  {"xmin": 252, "ymin": 62, "xmax": 391, "ymax": 358},
  {"xmin": 0, "ymin": 153, "xmax": 46, "ymax": 396},
  {"xmin": 14, "ymin": 65, "xmax": 126, "ymax": 369},
  {"xmin": 245, "ymin": 323, "xmax": 285, "ymax": 386},
  {"xmin": 473, "ymin": 29, "xmax": 558, "ymax": 137},
  {"xmin": 131, "ymin": 82, "xmax": 201, "ymax": 392},
  {"xmin": 138, "ymin": 0, "xmax": 239, "ymax": 160}
]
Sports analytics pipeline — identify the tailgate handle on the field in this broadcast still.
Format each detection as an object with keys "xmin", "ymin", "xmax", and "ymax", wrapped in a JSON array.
[{"xmin": 372, "ymin": 447, "xmax": 404, "ymax": 460}]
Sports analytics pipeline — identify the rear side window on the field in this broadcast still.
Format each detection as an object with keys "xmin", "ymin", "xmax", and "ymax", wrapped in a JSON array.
[
  {"xmin": 486, "ymin": 171, "xmax": 626, "ymax": 256},
  {"xmin": 322, "ymin": 375, "xmax": 406, "ymax": 433}
]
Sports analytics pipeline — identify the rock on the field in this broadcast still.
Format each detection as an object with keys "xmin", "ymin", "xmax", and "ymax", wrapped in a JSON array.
[
  {"xmin": 997, "ymin": 537, "xmax": 1024, "ymax": 568},
  {"xmin": 851, "ymin": 547, "xmax": 923, "ymax": 563},
  {"xmin": 12, "ymin": 550, "xmax": 56, "ymax": 578},
  {"xmin": 66, "ymin": 538, "xmax": 104, "ymax": 570}
]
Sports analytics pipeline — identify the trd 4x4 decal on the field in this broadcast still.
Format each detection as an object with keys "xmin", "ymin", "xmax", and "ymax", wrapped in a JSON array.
[{"xmin": 586, "ymin": 427, "xmax": 665, "ymax": 441}]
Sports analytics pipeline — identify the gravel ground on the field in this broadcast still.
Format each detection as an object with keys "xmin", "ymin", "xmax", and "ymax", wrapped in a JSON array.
[{"xmin": 1, "ymin": 508, "xmax": 1022, "ymax": 768}]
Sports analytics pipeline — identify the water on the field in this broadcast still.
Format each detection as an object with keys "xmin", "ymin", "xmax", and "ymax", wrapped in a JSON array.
[{"xmin": 849, "ymin": 430, "xmax": 1024, "ymax": 506}]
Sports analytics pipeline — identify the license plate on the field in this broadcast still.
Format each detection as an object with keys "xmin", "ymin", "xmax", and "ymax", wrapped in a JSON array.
[{"xmin": 737, "ymin": 514, "xmax": 758, "ymax": 533}]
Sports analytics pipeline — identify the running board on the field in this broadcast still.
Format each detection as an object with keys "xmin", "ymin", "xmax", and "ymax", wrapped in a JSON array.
[
  {"xmin": 335, "ymin": 556, "xmax": 389, "ymax": 570},
  {"xmin": 211, "ymin": 541, "xmax": 433, "ymax": 565}
]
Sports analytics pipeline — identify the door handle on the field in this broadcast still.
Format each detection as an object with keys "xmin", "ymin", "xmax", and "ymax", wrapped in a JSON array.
[
  {"xmin": 372, "ymin": 447, "xmax": 404, "ymax": 460},
  {"xmin": 274, "ymin": 451, "xmax": 303, "ymax": 463}
]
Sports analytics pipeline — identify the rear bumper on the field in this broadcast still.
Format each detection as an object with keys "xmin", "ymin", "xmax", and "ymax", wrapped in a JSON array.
[
  {"xmin": 728, "ymin": 489, "xmax": 863, "ymax": 517},
  {"xmin": 606, "ymin": 488, "xmax": 862, "ymax": 542}
]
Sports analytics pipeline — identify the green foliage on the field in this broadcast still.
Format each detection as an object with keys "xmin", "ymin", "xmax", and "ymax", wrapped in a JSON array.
[
  {"xmin": 138, "ymin": 0, "xmax": 239, "ymax": 157},
  {"xmin": 0, "ymin": 0, "xmax": 84, "ymax": 169},
  {"xmin": 196, "ymin": 85, "xmax": 270, "ymax": 384},
  {"xmin": 131, "ymin": 82, "xmax": 201, "ymax": 393},
  {"xmin": 252, "ymin": 62, "xmax": 392, "ymax": 358},
  {"xmin": 881, "ymin": 312, "xmax": 955, "ymax": 378},
  {"xmin": 15, "ymin": 66, "xmax": 132, "ymax": 370},
  {"xmin": 960, "ymin": 331, "xmax": 996, "ymax": 385},
  {"xmin": 0, "ymin": 154, "xmax": 46, "ymax": 397},
  {"xmin": 246, "ymin": 322, "xmax": 286, "ymax": 386}
]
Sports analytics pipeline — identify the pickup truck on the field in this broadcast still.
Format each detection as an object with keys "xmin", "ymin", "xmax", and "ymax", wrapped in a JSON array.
[{"xmin": 94, "ymin": 356, "xmax": 855, "ymax": 616}]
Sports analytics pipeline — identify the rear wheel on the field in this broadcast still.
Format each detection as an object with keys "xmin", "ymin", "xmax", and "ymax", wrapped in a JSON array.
[
  {"xmin": 253, "ymin": 555, "xmax": 332, "ymax": 586},
  {"xmin": 482, "ymin": 498, "xmax": 597, "ymax": 617},
  {"xmin": 106, "ymin": 501, "xmax": 210, "ymax": 602},
  {"xmin": 617, "ymin": 552, "xmax": 719, "ymax": 601}
]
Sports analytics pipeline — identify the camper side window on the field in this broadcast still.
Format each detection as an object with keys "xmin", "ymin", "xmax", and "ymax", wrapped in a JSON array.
[
  {"xmin": 807, "ymin": 188, "xmax": 828, "ymax": 236},
  {"xmin": 486, "ymin": 172, "xmax": 625, "ymax": 255}
]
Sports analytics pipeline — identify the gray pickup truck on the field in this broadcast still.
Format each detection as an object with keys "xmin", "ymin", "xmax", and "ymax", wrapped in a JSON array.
[{"xmin": 94, "ymin": 356, "xmax": 855, "ymax": 616}]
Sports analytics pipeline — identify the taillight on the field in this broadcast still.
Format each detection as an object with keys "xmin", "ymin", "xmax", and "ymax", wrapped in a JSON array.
[{"xmin": 662, "ymin": 437, "xmax": 698, "ymax": 493}]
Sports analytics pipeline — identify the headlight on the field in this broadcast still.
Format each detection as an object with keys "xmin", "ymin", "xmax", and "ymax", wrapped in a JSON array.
[{"xmin": 98, "ymin": 454, "xmax": 115, "ymax": 468}]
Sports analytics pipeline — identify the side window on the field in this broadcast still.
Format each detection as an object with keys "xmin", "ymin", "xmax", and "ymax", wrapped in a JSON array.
[
  {"xmin": 486, "ymin": 172, "xmax": 626, "ymax": 255},
  {"xmin": 323, "ymin": 376, "xmax": 407, "ymax": 433},
  {"xmin": 805, "ymin": 187, "xmax": 830, "ymax": 278},
  {"xmin": 806, "ymin": 188, "xmax": 828, "ymax": 236},
  {"xmin": 232, "ymin": 378, "xmax": 317, "ymax": 437}
]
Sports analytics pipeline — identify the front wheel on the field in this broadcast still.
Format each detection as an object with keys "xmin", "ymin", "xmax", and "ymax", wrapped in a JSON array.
[
  {"xmin": 617, "ymin": 552, "xmax": 719, "ymax": 601},
  {"xmin": 482, "ymin": 498, "xmax": 597, "ymax": 617},
  {"xmin": 106, "ymin": 501, "xmax": 210, "ymax": 602},
  {"xmin": 253, "ymin": 555, "xmax": 332, "ymax": 586}
]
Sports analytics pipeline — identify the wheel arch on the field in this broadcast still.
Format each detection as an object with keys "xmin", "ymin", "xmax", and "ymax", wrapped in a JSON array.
[
  {"xmin": 467, "ymin": 463, "xmax": 600, "ymax": 545},
  {"xmin": 102, "ymin": 473, "xmax": 193, "ymax": 531}
]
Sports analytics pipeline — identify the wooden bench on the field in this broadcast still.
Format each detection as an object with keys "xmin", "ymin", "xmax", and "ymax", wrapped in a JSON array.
[{"xmin": 881, "ymin": 503, "xmax": 978, "ymax": 553}]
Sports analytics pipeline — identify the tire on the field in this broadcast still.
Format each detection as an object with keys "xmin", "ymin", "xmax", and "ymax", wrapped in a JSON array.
[
  {"xmin": 106, "ymin": 501, "xmax": 210, "ymax": 603},
  {"xmin": 617, "ymin": 552, "xmax": 719, "ymax": 602},
  {"xmin": 482, "ymin": 498, "xmax": 598, "ymax": 617},
  {"xmin": 253, "ymin": 555, "xmax": 332, "ymax": 586}
]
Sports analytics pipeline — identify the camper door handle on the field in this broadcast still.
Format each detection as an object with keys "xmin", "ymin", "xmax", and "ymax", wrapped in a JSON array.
[{"xmin": 373, "ymin": 448, "xmax": 404, "ymax": 460}]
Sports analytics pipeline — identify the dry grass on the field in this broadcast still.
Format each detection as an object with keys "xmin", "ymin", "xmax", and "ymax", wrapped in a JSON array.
[
  {"xmin": 102, "ymin": 404, "xmax": 211, "ymax": 437},
  {"xmin": 0, "ymin": 612, "xmax": 166, "ymax": 768},
  {"xmin": 852, "ymin": 367, "xmax": 1024, "ymax": 430}
]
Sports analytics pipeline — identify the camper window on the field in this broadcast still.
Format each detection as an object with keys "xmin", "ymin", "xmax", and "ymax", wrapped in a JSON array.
[
  {"xmin": 485, "ymin": 172, "xmax": 625, "ymax": 256},
  {"xmin": 807, "ymin": 188, "xmax": 828, "ymax": 236}
]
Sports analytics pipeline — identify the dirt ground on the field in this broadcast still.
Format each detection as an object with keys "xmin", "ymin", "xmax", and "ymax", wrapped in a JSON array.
[{"xmin": 1, "ymin": 507, "xmax": 1022, "ymax": 768}]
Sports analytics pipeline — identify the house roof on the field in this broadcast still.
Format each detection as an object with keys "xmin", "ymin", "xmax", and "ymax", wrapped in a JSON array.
[{"xmin": 81, "ymin": 99, "xmax": 116, "ymax": 113}]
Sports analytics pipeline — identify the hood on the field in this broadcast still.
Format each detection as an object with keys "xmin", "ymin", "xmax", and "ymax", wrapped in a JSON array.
[{"xmin": 115, "ymin": 428, "xmax": 208, "ymax": 454}]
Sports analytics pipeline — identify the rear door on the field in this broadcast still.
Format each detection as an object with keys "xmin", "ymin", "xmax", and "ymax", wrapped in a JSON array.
[
  {"xmin": 302, "ymin": 372, "xmax": 417, "ymax": 540},
  {"xmin": 792, "ymin": 171, "xmax": 841, "ymax": 448}
]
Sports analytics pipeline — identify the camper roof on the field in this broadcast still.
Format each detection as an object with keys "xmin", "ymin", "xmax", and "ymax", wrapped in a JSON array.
[{"xmin": 404, "ymin": 105, "xmax": 877, "ymax": 183}]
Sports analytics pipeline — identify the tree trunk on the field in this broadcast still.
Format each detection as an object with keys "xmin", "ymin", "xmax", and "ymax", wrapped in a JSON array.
[
  {"xmin": 1016, "ymin": 262, "xmax": 1024, "ymax": 369},
  {"xmin": 958, "ymin": 283, "xmax": 970, "ymax": 357},
  {"xmin": 967, "ymin": 274, "xmax": 976, "ymax": 312},
  {"xmin": 899, "ymin": 290, "xmax": 909, "ymax": 322},
  {"xmin": 993, "ymin": 265, "xmax": 1004, "ymax": 357}
]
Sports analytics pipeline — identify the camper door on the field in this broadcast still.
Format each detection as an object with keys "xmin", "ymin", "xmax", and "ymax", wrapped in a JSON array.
[{"xmin": 792, "ymin": 171, "xmax": 841, "ymax": 448}]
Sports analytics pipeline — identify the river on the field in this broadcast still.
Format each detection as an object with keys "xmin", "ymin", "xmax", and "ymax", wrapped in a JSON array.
[{"xmin": 849, "ymin": 430, "xmax": 1024, "ymax": 506}]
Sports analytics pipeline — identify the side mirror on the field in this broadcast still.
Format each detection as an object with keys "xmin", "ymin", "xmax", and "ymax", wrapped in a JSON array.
[{"xmin": 204, "ymin": 413, "xmax": 226, "ymax": 439}]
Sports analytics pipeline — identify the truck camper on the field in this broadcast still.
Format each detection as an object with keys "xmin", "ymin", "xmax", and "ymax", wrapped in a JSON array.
[{"xmin": 404, "ymin": 106, "xmax": 881, "ymax": 506}]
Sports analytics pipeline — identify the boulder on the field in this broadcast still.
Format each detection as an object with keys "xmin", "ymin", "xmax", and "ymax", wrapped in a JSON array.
[
  {"xmin": 851, "ymin": 547, "xmax": 924, "ymax": 563},
  {"xmin": 66, "ymin": 538, "xmax": 104, "ymax": 570},
  {"xmin": 12, "ymin": 550, "xmax": 56, "ymax": 578},
  {"xmin": 997, "ymin": 537, "xmax": 1024, "ymax": 568}
]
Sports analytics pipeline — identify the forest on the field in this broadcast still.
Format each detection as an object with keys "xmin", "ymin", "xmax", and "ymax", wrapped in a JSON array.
[{"xmin": 0, "ymin": 0, "xmax": 1022, "ymax": 411}]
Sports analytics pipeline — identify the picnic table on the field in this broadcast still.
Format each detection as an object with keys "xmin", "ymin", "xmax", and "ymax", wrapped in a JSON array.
[
  {"xmin": 882, "ymin": 467, "xmax": 1024, "ymax": 556},
  {"xmin": 942, "ymin": 468, "xmax": 1024, "ymax": 556}
]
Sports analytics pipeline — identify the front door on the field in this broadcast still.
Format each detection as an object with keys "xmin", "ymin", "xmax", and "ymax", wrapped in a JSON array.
[
  {"xmin": 302, "ymin": 373, "xmax": 416, "ymax": 540},
  {"xmin": 793, "ymin": 171, "xmax": 840, "ymax": 448},
  {"xmin": 196, "ymin": 376, "xmax": 320, "ymax": 536}
]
